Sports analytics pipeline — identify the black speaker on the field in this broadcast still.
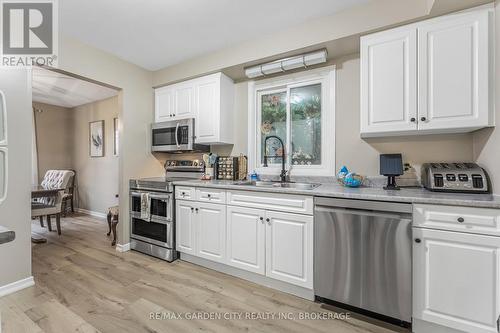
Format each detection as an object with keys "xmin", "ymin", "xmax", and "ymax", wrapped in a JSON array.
[{"xmin": 380, "ymin": 154, "xmax": 403, "ymax": 190}]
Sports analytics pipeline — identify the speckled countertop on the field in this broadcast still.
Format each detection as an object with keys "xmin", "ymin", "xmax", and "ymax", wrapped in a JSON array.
[
  {"xmin": 172, "ymin": 179, "xmax": 500, "ymax": 209},
  {"xmin": 0, "ymin": 226, "xmax": 15, "ymax": 245}
]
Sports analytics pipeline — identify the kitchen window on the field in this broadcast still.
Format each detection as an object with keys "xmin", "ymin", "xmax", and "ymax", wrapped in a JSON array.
[{"xmin": 248, "ymin": 67, "xmax": 335, "ymax": 176}]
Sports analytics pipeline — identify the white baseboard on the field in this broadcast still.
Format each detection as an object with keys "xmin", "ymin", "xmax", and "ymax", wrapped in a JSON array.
[
  {"xmin": 0, "ymin": 276, "xmax": 34, "ymax": 298},
  {"xmin": 76, "ymin": 208, "xmax": 107, "ymax": 219},
  {"xmin": 115, "ymin": 243, "xmax": 130, "ymax": 252}
]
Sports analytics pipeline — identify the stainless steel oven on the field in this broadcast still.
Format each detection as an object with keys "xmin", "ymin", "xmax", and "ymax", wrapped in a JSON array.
[
  {"xmin": 130, "ymin": 160, "xmax": 205, "ymax": 262},
  {"xmin": 151, "ymin": 118, "xmax": 209, "ymax": 153},
  {"xmin": 129, "ymin": 185, "xmax": 175, "ymax": 261}
]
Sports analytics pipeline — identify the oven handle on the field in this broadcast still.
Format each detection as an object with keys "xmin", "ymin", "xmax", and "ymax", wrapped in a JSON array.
[
  {"xmin": 175, "ymin": 123, "xmax": 180, "ymax": 148},
  {"xmin": 130, "ymin": 191, "xmax": 171, "ymax": 201}
]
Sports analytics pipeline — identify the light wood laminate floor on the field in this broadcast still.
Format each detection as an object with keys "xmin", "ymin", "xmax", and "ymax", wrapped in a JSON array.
[{"xmin": 0, "ymin": 214, "xmax": 406, "ymax": 333}]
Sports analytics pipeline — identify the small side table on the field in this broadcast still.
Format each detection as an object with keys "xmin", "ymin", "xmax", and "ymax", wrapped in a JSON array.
[{"xmin": 107, "ymin": 206, "xmax": 119, "ymax": 246}]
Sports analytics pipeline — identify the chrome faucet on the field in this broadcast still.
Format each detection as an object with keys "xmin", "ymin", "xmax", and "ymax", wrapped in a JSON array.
[{"xmin": 263, "ymin": 135, "xmax": 289, "ymax": 182}]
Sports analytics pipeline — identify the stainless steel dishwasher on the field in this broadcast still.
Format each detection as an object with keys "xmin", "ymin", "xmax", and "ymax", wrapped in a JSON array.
[{"xmin": 314, "ymin": 197, "xmax": 412, "ymax": 327}]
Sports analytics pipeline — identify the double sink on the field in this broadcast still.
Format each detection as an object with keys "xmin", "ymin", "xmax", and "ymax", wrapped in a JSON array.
[{"xmin": 234, "ymin": 180, "xmax": 321, "ymax": 191}]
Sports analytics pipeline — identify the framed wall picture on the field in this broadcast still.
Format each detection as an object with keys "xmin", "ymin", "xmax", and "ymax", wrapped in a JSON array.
[
  {"xmin": 89, "ymin": 120, "xmax": 104, "ymax": 157},
  {"xmin": 113, "ymin": 117, "xmax": 119, "ymax": 156}
]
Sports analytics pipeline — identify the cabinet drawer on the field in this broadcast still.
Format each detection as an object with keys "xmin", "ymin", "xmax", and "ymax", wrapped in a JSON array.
[
  {"xmin": 227, "ymin": 190, "xmax": 313, "ymax": 215},
  {"xmin": 196, "ymin": 188, "xmax": 226, "ymax": 204},
  {"xmin": 413, "ymin": 204, "xmax": 500, "ymax": 236},
  {"xmin": 175, "ymin": 186, "xmax": 196, "ymax": 201}
]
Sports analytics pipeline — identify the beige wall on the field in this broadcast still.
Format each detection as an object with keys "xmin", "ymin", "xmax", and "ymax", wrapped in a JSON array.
[
  {"xmin": 71, "ymin": 97, "xmax": 119, "ymax": 214},
  {"xmin": 33, "ymin": 97, "xmax": 119, "ymax": 214},
  {"xmin": 473, "ymin": 0, "xmax": 500, "ymax": 194},
  {"xmin": 33, "ymin": 102, "xmax": 73, "ymax": 182},
  {"xmin": 59, "ymin": 36, "xmax": 162, "ymax": 246},
  {"xmin": 213, "ymin": 54, "xmax": 474, "ymax": 176}
]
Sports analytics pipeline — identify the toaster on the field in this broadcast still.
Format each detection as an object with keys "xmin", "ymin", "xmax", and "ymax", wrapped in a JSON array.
[{"xmin": 421, "ymin": 162, "xmax": 490, "ymax": 193}]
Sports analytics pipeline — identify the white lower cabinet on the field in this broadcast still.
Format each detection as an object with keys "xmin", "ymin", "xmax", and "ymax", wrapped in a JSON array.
[
  {"xmin": 176, "ymin": 187, "xmax": 314, "ymax": 289},
  {"xmin": 226, "ymin": 206, "xmax": 265, "ymax": 274},
  {"xmin": 196, "ymin": 202, "xmax": 226, "ymax": 263},
  {"xmin": 176, "ymin": 200, "xmax": 196, "ymax": 255},
  {"xmin": 413, "ymin": 227, "xmax": 500, "ymax": 333},
  {"xmin": 225, "ymin": 206, "xmax": 313, "ymax": 288},
  {"xmin": 265, "ymin": 211, "xmax": 313, "ymax": 289}
]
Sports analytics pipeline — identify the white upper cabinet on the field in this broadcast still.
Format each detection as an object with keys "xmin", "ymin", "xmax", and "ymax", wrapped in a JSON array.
[
  {"xmin": 155, "ymin": 83, "xmax": 195, "ymax": 122},
  {"xmin": 154, "ymin": 72, "xmax": 234, "ymax": 144},
  {"xmin": 418, "ymin": 10, "xmax": 492, "ymax": 131},
  {"xmin": 174, "ymin": 83, "xmax": 195, "ymax": 119},
  {"xmin": 360, "ymin": 7, "xmax": 493, "ymax": 137},
  {"xmin": 194, "ymin": 73, "xmax": 234, "ymax": 144},
  {"xmin": 360, "ymin": 26, "xmax": 417, "ymax": 136},
  {"xmin": 154, "ymin": 86, "xmax": 175, "ymax": 123}
]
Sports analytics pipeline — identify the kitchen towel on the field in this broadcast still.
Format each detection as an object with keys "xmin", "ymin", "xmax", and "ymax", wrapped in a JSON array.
[{"xmin": 140, "ymin": 193, "xmax": 151, "ymax": 221}]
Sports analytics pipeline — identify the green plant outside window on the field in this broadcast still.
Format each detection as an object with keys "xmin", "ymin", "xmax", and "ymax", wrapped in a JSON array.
[{"xmin": 259, "ymin": 84, "xmax": 322, "ymax": 166}]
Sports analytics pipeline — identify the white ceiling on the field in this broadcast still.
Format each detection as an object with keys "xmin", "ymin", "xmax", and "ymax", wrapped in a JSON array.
[
  {"xmin": 32, "ymin": 67, "xmax": 119, "ymax": 108},
  {"xmin": 59, "ymin": 0, "xmax": 369, "ymax": 71}
]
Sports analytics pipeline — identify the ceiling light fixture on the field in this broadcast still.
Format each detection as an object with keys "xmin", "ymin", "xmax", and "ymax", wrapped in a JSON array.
[{"xmin": 244, "ymin": 49, "xmax": 328, "ymax": 79}]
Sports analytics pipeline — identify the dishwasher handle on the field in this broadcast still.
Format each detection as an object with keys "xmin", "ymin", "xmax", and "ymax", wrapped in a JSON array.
[
  {"xmin": 315, "ymin": 197, "xmax": 412, "ymax": 214},
  {"xmin": 315, "ymin": 205, "xmax": 412, "ymax": 221}
]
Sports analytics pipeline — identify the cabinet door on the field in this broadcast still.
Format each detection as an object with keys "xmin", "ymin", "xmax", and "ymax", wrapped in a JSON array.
[
  {"xmin": 175, "ymin": 200, "xmax": 196, "ymax": 255},
  {"xmin": 226, "ymin": 206, "xmax": 265, "ymax": 275},
  {"xmin": 174, "ymin": 83, "xmax": 195, "ymax": 118},
  {"xmin": 196, "ymin": 202, "xmax": 226, "ymax": 263},
  {"xmin": 418, "ymin": 10, "xmax": 491, "ymax": 131},
  {"xmin": 155, "ymin": 87, "xmax": 174, "ymax": 123},
  {"xmin": 360, "ymin": 26, "xmax": 417, "ymax": 136},
  {"xmin": 413, "ymin": 228, "xmax": 500, "ymax": 333},
  {"xmin": 265, "ymin": 211, "xmax": 313, "ymax": 288},
  {"xmin": 195, "ymin": 77, "xmax": 220, "ymax": 143}
]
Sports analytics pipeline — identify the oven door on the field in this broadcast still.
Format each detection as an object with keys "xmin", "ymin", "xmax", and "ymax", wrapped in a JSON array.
[
  {"xmin": 131, "ymin": 217, "xmax": 173, "ymax": 249},
  {"xmin": 152, "ymin": 119, "xmax": 193, "ymax": 152},
  {"xmin": 130, "ymin": 191, "xmax": 172, "ymax": 223}
]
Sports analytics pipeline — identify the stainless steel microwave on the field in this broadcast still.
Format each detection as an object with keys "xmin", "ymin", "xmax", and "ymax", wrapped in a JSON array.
[{"xmin": 151, "ymin": 118, "xmax": 209, "ymax": 153}]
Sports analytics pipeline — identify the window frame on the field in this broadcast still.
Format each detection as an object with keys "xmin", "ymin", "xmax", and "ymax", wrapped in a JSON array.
[{"xmin": 248, "ymin": 66, "xmax": 336, "ymax": 177}]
